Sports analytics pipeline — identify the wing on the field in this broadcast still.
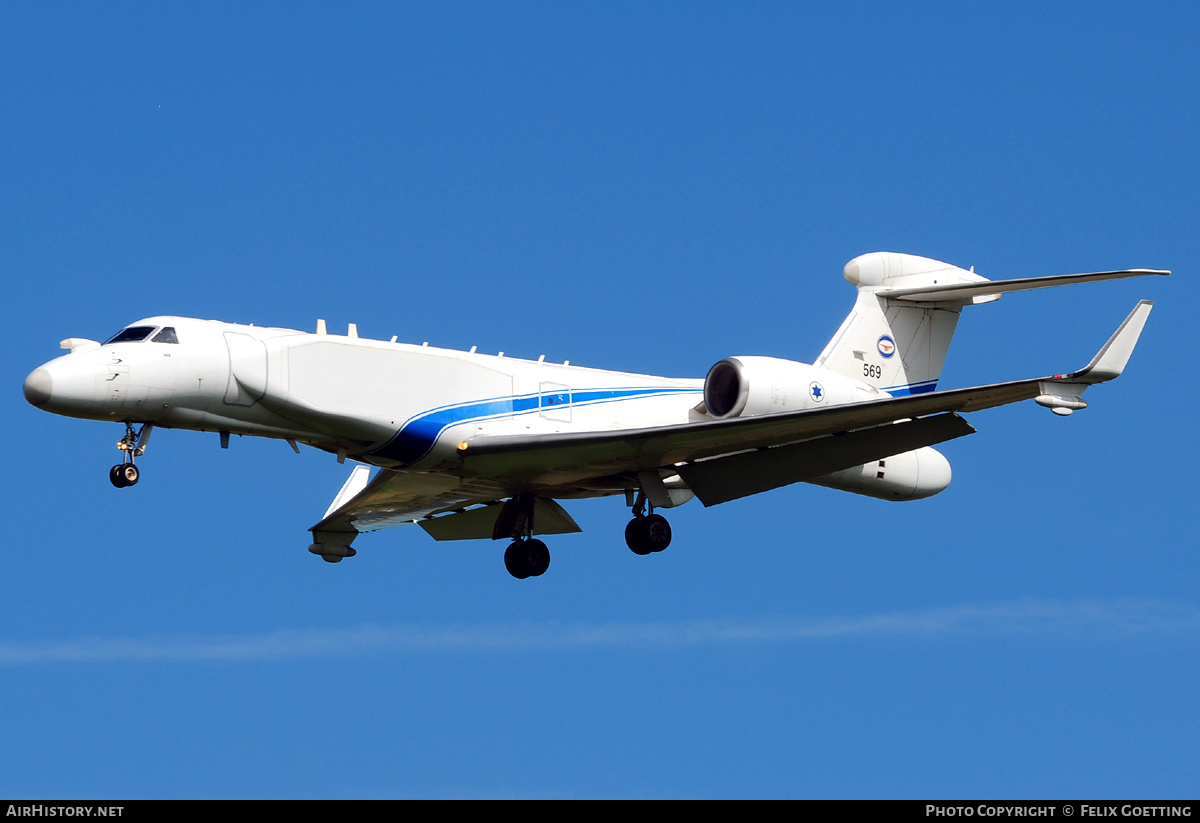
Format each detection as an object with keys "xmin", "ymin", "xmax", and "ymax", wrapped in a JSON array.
[{"xmin": 310, "ymin": 301, "xmax": 1152, "ymax": 545}]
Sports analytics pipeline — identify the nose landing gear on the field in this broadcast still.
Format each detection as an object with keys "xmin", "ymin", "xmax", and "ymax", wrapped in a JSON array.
[{"xmin": 110, "ymin": 422, "xmax": 152, "ymax": 488}]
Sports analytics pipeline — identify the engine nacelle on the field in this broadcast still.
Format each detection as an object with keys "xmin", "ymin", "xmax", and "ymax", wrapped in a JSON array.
[
  {"xmin": 703, "ymin": 356, "xmax": 869, "ymax": 419},
  {"xmin": 809, "ymin": 446, "xmax": 952, "ymax": 501}
]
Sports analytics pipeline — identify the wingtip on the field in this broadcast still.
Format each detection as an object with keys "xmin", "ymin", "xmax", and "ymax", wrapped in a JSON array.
[{"xmin": 1074, "ymin": 300, "xmax": 1154, "ymax": 383}]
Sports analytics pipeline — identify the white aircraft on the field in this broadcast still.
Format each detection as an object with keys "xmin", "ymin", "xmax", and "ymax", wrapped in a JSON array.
[{"xmin": 24, "ymin": 252, "xmax": 1166, "ymax": 579}]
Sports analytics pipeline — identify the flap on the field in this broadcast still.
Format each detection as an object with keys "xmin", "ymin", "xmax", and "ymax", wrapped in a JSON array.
[
  {"xmin": 417, "ymin": 498, "xmax": 581, "ymax": 541},
  {"xmin": 676, "ymin": 413, "xmax": 976, "ymax": 506}
]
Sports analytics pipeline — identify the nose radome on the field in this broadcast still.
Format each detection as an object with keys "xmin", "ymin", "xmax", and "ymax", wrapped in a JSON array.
[{"xmin": 24, "ymin": 368, "xmax": 52, "ymax": 407}]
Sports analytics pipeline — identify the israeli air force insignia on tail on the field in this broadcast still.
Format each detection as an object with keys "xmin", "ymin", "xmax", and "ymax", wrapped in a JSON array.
[{"xmin": 877, "ymin": 335, "xmax": 896, "ymax": 358}]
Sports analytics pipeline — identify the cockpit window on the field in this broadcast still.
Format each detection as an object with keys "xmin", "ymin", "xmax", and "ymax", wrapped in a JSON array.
[
  {"xmin": 104, "ymin": 326, "xmax": 156, "ymax": 344},
  {"xmin": 151, "ymin": 327, "xmax": 179, "ymax": 344}
]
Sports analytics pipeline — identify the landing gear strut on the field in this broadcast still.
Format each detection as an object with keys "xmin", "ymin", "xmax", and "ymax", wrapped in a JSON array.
[
  {"xmin": 625, "ymin": 490, "xmax": 672, "ymax": 555},
  {"xmin": 110, "ymin": 422, "xmax": 152, "ymax": 488},
  {"xmin": 497, "ymin": 493, "xmax": 551, "ymax": 579}
]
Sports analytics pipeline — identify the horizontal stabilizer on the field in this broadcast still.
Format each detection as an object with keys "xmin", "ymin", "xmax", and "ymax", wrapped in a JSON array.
[
  {"xmin": 881, "ymin": 269, "xmax": 1169, "ymax": 304},
  {"xmin": 676, "ymin": 413, "xmax": 975, "ymax": 506}
]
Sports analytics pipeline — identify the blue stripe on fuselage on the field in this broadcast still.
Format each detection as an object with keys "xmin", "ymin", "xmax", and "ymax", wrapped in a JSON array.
[
  {"xmin": 881, "ymin": 380, "xmax": 938, "ymax": 397},
  {"xmin": 371, "ymin": 386, "xmax": 701, "ymax": 465}
]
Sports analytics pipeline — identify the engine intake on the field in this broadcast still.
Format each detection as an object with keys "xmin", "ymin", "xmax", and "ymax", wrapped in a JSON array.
[
  {"xmin": 703, "ymin": 358, "xmax": 749, "ymax": 418},
  {"xmin": 703, "ymin": 356, "xmax": 858, "ymax": 419}
]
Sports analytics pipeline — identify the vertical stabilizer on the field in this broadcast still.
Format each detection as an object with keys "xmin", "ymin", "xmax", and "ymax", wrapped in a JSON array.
[{"xmin": 814, "ymin": 252, "xmax": 987, "ymax": 395}]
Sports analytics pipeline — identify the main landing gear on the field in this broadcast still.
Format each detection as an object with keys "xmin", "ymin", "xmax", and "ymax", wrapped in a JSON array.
[
  {"xmin": 110, "ymin": 422, "xmax": 152, "ymax": 488},
  {"xmin": 496, "ymin": 491, "xmax": 673, "ymax": 579},
  {"xmin": 504, "ymin": 538, "xmax": 551, "ymax": 579},
  {"xmin": 496, "ymin": 493, "xmax": 552, "ymax": 579},
  {"xmin": 625, "ymin": 491, "xmax": 672, "ymax": 555}
]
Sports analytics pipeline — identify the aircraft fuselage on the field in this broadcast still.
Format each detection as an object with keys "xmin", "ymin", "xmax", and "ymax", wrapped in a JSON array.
[{"xmin": 26, "ymin": 314, "xmax": 942, "ymax": 499}]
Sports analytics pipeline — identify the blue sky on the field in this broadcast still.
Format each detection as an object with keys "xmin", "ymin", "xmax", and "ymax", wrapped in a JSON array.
[{"xmin": 3, "ymin": 2, "xmax": 1197, "ymax": 798}]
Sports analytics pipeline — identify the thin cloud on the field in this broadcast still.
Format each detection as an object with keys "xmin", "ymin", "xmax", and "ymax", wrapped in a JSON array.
[{"xmin": 0, "ymin": 598, "xmax": 1196, "ymax": 665}]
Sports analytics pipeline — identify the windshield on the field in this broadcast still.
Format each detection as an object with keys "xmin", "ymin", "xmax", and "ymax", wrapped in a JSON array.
[{"xmin": 103, "ymin": 326, "xmax": 157, "ymax": 344}]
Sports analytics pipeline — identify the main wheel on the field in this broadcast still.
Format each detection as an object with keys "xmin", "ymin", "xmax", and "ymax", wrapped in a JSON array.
[
  {"xmin": 643, "ymin": 514, "xmax": 671, "ymax": 552},
  {"xmin": 525, "ymin": 539, "xmax": 550, "ymax": 577},
  {"xmin": 625, "ymin": 518, "xmax": 653, "ymax": 555},
  {"xmin": 504, "ymin": 541, "xmax": 531, "ymax": 579}
]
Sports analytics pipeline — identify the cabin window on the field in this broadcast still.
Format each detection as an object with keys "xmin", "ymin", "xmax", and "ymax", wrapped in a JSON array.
[{"xmin": 103, "ymin": 326, "xmax": 156, "ymax": 344}]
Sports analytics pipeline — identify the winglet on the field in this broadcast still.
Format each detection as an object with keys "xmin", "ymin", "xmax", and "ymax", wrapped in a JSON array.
[
  {"xmin": 323, "ymin": 464, "xmax": 371, "ymax": 520},
  {"xmin": 1035, "ymin": 301, "xmax": 1154, "ymax": 415},
  {"xmin": 1073, "ymin": 300, "xmax": 1154, "ymax": 384},
  {"xmin": 308, "ymin": 465, "xmax": 371, "ymax": 563}
]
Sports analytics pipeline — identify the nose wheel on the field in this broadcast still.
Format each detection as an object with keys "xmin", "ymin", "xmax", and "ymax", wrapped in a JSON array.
[
  {"xmin": 110, "ymin": 422, "xmax": 152, "ymax": 488},
  {"xmin": 110, "ymin": 463, "xmax": 140, "ymax": 488}
]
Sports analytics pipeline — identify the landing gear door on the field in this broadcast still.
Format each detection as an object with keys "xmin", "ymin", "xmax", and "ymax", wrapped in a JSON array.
[
  {"xmin": 105, "ymin": 361, "xmax": 129, "ymax": 407},
  {"xmin": 539, "ymin": 381, "xmax": 572, "ymax": 423}
]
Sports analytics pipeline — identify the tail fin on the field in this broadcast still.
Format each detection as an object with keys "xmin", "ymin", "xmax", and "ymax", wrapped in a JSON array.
[
  {"xmin": 814, "ymin": 252, "xmax": 1169, "ymax": 396},
  {"xmin": 814, "ymin": 253, "xmax": 984, "ymax": 395}
]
